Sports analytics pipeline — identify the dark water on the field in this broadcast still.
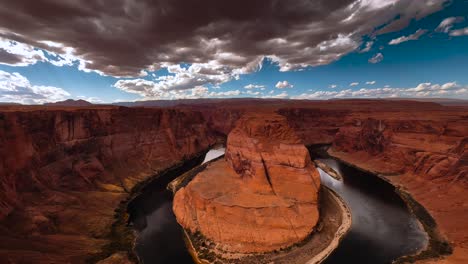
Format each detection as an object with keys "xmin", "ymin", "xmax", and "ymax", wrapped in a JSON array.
[
  {"xmin": 129, "ymin": 147, "xmax": 427, "ymax": 264},
  {"xmin": 128, "ymin": 148, "xmax": 225, "ymax": 264},
  {"xmin": 311, "ymin": 150, "xmax": 428, "ymax": 264}
]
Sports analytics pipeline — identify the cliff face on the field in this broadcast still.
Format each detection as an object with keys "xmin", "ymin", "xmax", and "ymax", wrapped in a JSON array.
[
  {"xmin": 280, "ymin": 103, "xmax": 467, "ymax": 263},
  {"xmin": 0, "ymin": 107, "xmax": 216, "ymax": 262},
  {"xmin": 173, "ymin": 112, "xmax": 321, "ymax": 254},
  {"xmin": 326, "ymin": 110, "xmax": 468, "ymax": 263}
]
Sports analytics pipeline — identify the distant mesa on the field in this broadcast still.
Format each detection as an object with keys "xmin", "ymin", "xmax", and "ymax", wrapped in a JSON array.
[
  {"xmin": 0, "ymin": 102, "xmax": 22, "ymax": 106},
  {"xmin": 44, "ymin": 99, "xmax": 93, "ymax": 107}
]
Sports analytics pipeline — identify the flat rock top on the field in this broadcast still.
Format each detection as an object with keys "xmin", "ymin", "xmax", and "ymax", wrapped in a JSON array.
[{"xmin": 189, "ymin": 160, "xmax": 294, "ymax": 208}]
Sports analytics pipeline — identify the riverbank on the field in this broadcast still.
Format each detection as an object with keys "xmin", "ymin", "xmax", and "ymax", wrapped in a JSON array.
[
  {"xmin": 170, "ymin": 157, "xmax": 351, "ymax": 264},
  {"xmin": 88, "ymin": 149, "xmax": 210, "ymax": 263},
  {"xmin": 327, "ymin": 148, "xmax": 455, "ymax": 263}
]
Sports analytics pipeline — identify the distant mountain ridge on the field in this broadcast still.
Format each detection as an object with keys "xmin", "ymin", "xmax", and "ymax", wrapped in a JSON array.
[{"xmin": 44, "ymin": 99, "xmax": 93, "ymax": 107}]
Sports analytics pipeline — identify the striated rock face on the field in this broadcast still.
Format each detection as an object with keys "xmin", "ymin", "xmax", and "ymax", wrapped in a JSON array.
[
  {"xmin": 173, "ymin": 112, "xmax": 321, "ymax": 253},
  {"xmin": 325, "ymin": 109, "xmax": 468, "ymax": 263},
  {"xmin": 0, "ymin": 106, "xmax": 216, "ymax": 262}
]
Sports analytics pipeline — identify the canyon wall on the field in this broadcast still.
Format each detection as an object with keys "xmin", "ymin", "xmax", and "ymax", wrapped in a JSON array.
[
  {"xmin": 282, "ymin": 103, "xmax": 468, "ymax": 263},
  {"xmin": 0, "ymin": 107, "xmax": 217, "ymax": 263}
]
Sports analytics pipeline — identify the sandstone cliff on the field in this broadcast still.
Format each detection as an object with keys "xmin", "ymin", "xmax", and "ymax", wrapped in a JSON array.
[
  {"xmin": 173, "ymin": 112, "xmax": 321, "ymax": 254},
  {"xmin": 0, "ymin": 106, "xmax": 216, "ymax": 262}
]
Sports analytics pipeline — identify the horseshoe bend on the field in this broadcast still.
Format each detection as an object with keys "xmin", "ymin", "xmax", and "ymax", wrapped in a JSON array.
[
  {"xmin": 173, "ymin": 112, "xmax": 324, "ymax": 255},
  {"xmin": 0, "ymin": 99, "xmax": 466, "ymax": 264}
]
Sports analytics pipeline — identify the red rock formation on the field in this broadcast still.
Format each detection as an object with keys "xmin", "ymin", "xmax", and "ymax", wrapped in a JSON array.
[
  {"xmin": 173, "ymin": 112, "xmax": 321, "ymax": 253},
  {"xmin": 0, "ymin": 107, "xmax": 216, "ymax": 262},
  {"xmin": 327, "ymin": 109, "xmax": 468, "ymax": 263}
]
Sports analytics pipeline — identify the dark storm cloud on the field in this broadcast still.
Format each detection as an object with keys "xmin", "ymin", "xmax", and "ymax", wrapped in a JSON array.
[
  {"xmin": 0, "ymin": 48, "xmax": 22, "ymax": 64},
  {"xmin": 0, "ymin": 0, "xmax": 448, "ymax": 77}
]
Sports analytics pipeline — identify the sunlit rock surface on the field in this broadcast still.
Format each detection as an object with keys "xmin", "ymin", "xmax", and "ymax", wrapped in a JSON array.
[{"xmin": 173, "ymin": 112, "xmax": 321, "ymax": 253}]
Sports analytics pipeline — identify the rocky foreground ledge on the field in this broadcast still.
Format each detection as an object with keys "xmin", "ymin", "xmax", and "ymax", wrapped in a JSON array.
[{"xmin": 173, "ymin": 112, "xmax": 350, "ymax": 262}]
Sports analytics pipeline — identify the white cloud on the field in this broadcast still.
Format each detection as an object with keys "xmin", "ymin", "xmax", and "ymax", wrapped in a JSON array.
[
  {"xmin": 292, "ymin": 82, "xmax": 468, "ymax": 100},
  {"xmin": 436, "ymin": 17, "xmax": 465, "ymax": 33},
  {"xmin": 388, "ymin": 29, "xmax": 428, "ymax": 45},
  {"xmin": 0, "ymin": 70, "xmax": 70, "ymax": 104},
  {"xmin": 369, "ymin": 53, "xmax": 384, "ymax": 64},
  {"xmin": 114, "ymin": 60, "xmax": 263, "ymax": 97},
  {"xmin": 244, "ymin": 90, "xmax": 261, "ymax": 96},
  {"xmin": 274, "ymin": 91, "xmax": 289, "ymax": 98},
  {"xmin": 366, "ymin": 81, "xmax": 376, "ymax": 85},
  {"xmin": 262, "ymin": 91, "xmax": 289, "ymax": 99},
  {"xmin": 270, "ymin": 33, "xmax": 360, "ymax": 72},
  {"xmin": 350, "ymin": 82, "xmax": 359, "ymax": 86},
  {"xmin": 275, "ymin": 80, "xmax": 293, "ymax": 89},
  {"xmin": 360, "ymin": 41, "xmax": 374, "ymax": 53},
  {"xmin": 209, "ymin": 90, "xmax": 241, "ymax": 97},
  {"xmin": 191, "ymin": 86, "xmax": 209, "ymax": 97},
  {"xmin": 449, "ymin": 27, "xmax": 468, "ymax": 37},
  {"xmin": 329, "ymin": 84, "xmax": 338, "ymax": 89},
  {"xmin": 244, "ymin": 84, "xmax": 265, "ymax": 89},
  {"xmin": 0, "ymin": 37, "xmax": 48, "ymax": 66},
  {"xmin": 76, "ymin": 96, "xmax": 103, "ymax": 103},
  {"xmin": 0, "ymin": 37, "xmax": 90, "ymax": 71}
]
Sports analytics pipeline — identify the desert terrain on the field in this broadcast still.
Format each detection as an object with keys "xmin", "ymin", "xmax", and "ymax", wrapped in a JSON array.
[{"xmin": 0, "ymin": 99, "xmax": 466, "ymax": 263}]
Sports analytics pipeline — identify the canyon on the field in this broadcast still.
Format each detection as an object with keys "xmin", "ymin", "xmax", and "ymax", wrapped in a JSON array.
[{"xmin": 0, "ymin": 99, "xmax": 467, "ymax": 263}]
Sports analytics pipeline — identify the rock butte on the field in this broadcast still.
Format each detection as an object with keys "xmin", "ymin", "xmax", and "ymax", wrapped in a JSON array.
[{"xmin": 173, "ymin": 112, "xmax": 321, "ymax": 253}]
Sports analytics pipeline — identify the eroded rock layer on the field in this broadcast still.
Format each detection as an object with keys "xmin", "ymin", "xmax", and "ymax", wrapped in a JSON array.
[
  {"xmin": 0, "ymin": 106, "xmax": 217, "ymax": 262},
  {"xmin": 173, "ymin": 112, "xmax": 321, "ymax": 253}
]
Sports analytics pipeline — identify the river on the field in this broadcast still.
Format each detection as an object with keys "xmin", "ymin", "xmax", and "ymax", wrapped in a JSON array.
[
  {"xmin": 128, "ymin": 146, "xmax": 428, "ymax": 264},
  {"xmin": 128, "ymin": 147, "xmax": 225, "ymax": 264},
  {"xmin": 309, "ymin": 146, "xmax": 428, "ymax": 263}
]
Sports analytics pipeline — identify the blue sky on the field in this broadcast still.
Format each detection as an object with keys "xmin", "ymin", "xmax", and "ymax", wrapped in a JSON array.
[{"xmin": 1, "ymin": 0, "xmax": 468, "ymax": 103}]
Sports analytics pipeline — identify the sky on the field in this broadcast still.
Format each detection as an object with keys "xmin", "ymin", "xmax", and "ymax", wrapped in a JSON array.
[{"xmin": 1, "ymin": 0, "xmax": 468, "ymax": 104}]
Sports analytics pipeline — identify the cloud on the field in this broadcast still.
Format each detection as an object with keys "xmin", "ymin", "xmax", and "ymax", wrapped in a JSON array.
[
  {"xmin": 0, "ymin": 70, "xmax": 70, "ymax": 104},
  {"xmin": 113, "ymin": 74, "xmax": 246, "ymax": 99},
  {"xmin": 209, "ymin": 90, "xmax": 241, "ymax": 97},
  {"xmin": 369, "ymin": 53, "xmax": 383, "ymax": 64},
  {"xmin": 436, "ymin": 17, "xmax": 465, "ymax": 33},
  {"xmin": 329, "ymin": 84, "xmax": 338, "ymax": 89},
  {"xmin": 244, "ymin": 84, "xmax": 265, "ymax": 89},
  {"xmin": 76, "ymin": 96, "xmax": 103, "ymax": 103},
  {"xmin": 349, "ymin": 82, "xmax": 359, "ymax": 86},
  {"xmin": 275, "ymin": 81, "xmax": 293, "ymax": 89},
  {"xmin": 244, "ymin": 90, "xmax": 261, "ymax": 96},
  {"xmin": 388, "ymin": 29, "xmax": 428, "ymax": 45},
  {"xmin": 114, "ymin": 60, "xmax": 264, "ymax": 97},
  {"xmin": 449, "ymin": 27, "xmax": 468, "ymax": 37},
  {"xmin": 0, "ymin": 0, "xmax": 447, "ymax": 77},
  {"xmin": 0, "ymin": 37, "xmax": 48, "ymax": 66},
  {"xmin": 366, "ymin": 81, "xmax": 376, "ymax": 85},
  {"xmin": 293, "ymin": 82, "xmax": 468, "ymax": 99},
  {"xmin": 360, "ymin": 41, "xmax": 374, "ymax": 53},
  {"xmin": 262, "ymin": 91, "xmax": 289, "ymax": 99}
]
